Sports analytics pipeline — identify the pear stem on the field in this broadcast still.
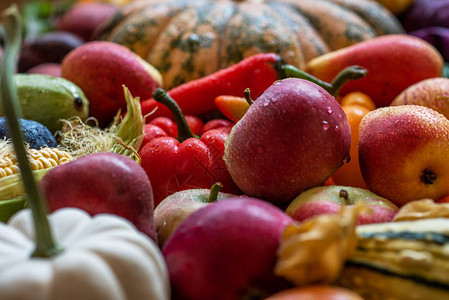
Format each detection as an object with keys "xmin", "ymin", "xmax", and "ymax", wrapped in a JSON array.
[
  {"xmin": 207, "ymin": 182, "xmax": 223, "ymax": 203},
  {"xmin": 244, "ymin": 88, "xmax": 253, "ymax": 105},
  {"xmin": 152, "ymin": 88, "xmax": 198, "ymax": 143},
  {"xmin": 1, "ymin": 5, "xmax": 63, "ymax": 258}
]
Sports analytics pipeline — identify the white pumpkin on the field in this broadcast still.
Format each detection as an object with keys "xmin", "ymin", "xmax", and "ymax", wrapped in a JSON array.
[{"xmin": 0, "ymin": 208, "xmax": 170, "ymax": 300}]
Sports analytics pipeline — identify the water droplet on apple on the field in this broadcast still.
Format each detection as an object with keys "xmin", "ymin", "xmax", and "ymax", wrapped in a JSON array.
[
  {"xmin": 326, "ymin": 106, "xmax": 332, "ymax": 114},
  {"xmin": 334, "ymin": 125, "xmax": 339, "ymax": 132},
  {"xmin": 322, "ymin": 120, "xmax": 329, "ymax": 131},
  {"xmin": 263, "ymin": 101, "xmax": 270, "ymax": 107}
]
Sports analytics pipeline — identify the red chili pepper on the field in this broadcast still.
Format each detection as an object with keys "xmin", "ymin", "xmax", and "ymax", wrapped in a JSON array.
[
  {"xmin": 139, "ymin": 88, "xmax": 241, "ymax": 207},
  {"xmin": 140, "ymin": 52, "xmax": 281, "ymax": 121},
  {"xmin": 139, "ymin": 53, "xmax": 367, "ymax": 122}
]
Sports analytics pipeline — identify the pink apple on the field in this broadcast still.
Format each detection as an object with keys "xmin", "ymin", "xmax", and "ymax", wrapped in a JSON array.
[
  {"xmin": 162, "ymin": 197, "xmax": 295, "ymax": 299},
  {"xmin": 285, "ymin": 185, "xmax": 399, "ymax": 225},
  {"xmin": 40, "ymin": 152, "xmax": 157, "ymax": 242}
]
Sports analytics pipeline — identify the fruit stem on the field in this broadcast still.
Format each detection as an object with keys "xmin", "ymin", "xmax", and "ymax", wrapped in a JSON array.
[
  {"xmin": 339, "ymin": 189, "xmax": 351, "ymax": 205},
  {"xmin": 244, "ymin": 88, "xmax": 253, "ymax": 105},
  {"xmin": 152, "ymin": 88, "xmax": 198, "ymax": 143},
  {"xmin": 277, "ymin": 63, "xmax": 367, "ymax": 98},
  {"xmin": 279, "ymin": 64, "xmax": 333, "ymax": 91},
  {"xmin": 330, "ymin": 65, "xmax": 367, "ymax": 97},
  {"xmin": 0, "ymin": 5, "xmax": 63, "ymax": 258},
  {"xmin": 207, "ymin": 182, "xmax": 223, "ymax": 203}
]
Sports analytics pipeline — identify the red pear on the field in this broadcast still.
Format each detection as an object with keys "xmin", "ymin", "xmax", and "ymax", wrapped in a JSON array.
[
  {"xmin": 61, "ymin": 41, "xmax": 162, "ymax": 127},
  {"xmin": 305, "ymin": 35, "xmax": 444, "ymax": 107},
  {"xmin": 358, "ymin": 105, "xmax": 449, "ymax": 207},
  {"xmin": 224, "ymin": 78, "xmax": 351, "ymax": 205}
]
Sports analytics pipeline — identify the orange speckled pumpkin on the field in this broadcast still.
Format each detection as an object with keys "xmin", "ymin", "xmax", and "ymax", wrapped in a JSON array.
[{"xmin": 96, "ymin": 0, "xmax": 404, "ymax": 89}]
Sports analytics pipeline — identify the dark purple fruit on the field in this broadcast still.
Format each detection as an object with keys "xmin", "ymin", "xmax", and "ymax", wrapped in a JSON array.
[
  {"xmin": 18, "ymin": 31, "xmax": 84, "ymax": 73},
  {"xmin": 0, "ymin": 117, "xmax": 57, "ymax": 149}
]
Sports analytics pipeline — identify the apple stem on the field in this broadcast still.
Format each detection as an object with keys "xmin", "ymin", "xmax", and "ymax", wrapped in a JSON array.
[
  {"xmin": 0, "ymin": 5, "xmax": 63, "ymax": 258},
  {"xmin": 244, "ymin": 88, "xmax": 254, "ymax": 105},
  {"xmin": 207, "ymin": 182, "xmax": 223, "ymax": 203},
  {"xmin": 339, "ymin": 189, "xmax": 351, "ymax": 205},
  {"xmin": 278, "ymin": 64, "xmax": 367, "ymax": 98},
  {"xmin": 152, "ymin": 88, "xmax": 199, "ymax": 143}
]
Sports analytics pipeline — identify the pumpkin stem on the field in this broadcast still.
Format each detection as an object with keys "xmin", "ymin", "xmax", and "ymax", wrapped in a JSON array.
[
  {"xmin": 207, "ymin": 182, "xmax": 223, "ymax": 203},
  {"xmin": 0, "ymin": 5, "xmax": 63, "ymax": 258},
  {"xmin": 152, "ymin": 88, "xmax": 198, "ymax": 143},
  {"xmin": 277, "ymin": 63, "xmax": 367, "ymax": 98}
]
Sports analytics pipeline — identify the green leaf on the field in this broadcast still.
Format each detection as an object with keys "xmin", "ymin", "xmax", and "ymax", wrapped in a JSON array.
[{"xmin": 21, "ymin": 1, "xmax": 55, "ymax": 40}]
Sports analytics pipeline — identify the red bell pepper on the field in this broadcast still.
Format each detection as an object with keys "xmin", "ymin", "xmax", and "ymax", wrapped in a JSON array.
[
  {"xmin": 201, "ymin": 118, "xmax": 234, "ymax": 135},
  {"xmin": 139, "ymin": 88, "xmax": 241, "ymax": 207},
  {"xmin": 148, "ymin": 115, "xmax": 204, "ymax": 137}
]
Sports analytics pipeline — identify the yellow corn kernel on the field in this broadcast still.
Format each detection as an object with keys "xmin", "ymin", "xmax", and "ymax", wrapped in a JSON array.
[{"xmin": 0, "ymin": 147, "xmax": 72, "ymax": 178}]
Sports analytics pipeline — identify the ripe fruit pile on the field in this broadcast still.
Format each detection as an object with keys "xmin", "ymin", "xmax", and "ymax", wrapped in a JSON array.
[{"xmin": 1, "ymin": 0, "xmax": 449, "ymax": 299}]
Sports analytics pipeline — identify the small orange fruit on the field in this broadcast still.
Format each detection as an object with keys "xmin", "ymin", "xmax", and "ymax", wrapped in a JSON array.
[
  {"xmin": 332, "ymin": 92, "xmax": 376, "ymax": 188},
  {"xmin": 340, "ymin": 91, "xmax": 377, "ymax": 111}
]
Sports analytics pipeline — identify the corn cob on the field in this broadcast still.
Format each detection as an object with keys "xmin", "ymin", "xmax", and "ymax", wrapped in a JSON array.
[
  {"xmin": 337, "ymin": 218, "xmax": 449, "ymax": 300},
  {"xmin": 0, "ymin": 146, "xmax": 72, "ymax": 178}
]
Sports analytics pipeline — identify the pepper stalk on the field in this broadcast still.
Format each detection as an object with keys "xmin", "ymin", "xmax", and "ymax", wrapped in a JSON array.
[
  {"xmin": 152, "ymin": 87, "xmax": 199, "ymax": 142},
  {"xmin": 0, "ymin": 5, "xmax": 63, "ymax": 258},
  {"xmin": 276, "ymin": 60, "xmax": 367, "ymax": 98}
]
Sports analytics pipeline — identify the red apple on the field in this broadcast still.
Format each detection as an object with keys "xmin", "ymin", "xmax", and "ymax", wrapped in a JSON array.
[
  {"xmin": 39, "ymin": 152, "xmax": 157, "ymax": 242},
  {"xmin": 162, "ymin": 197, "xmax": 295, "ymax": 299},
  {"xmin": 285, "ymin": 185, "xmax": 399, "ymax": 225}
]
